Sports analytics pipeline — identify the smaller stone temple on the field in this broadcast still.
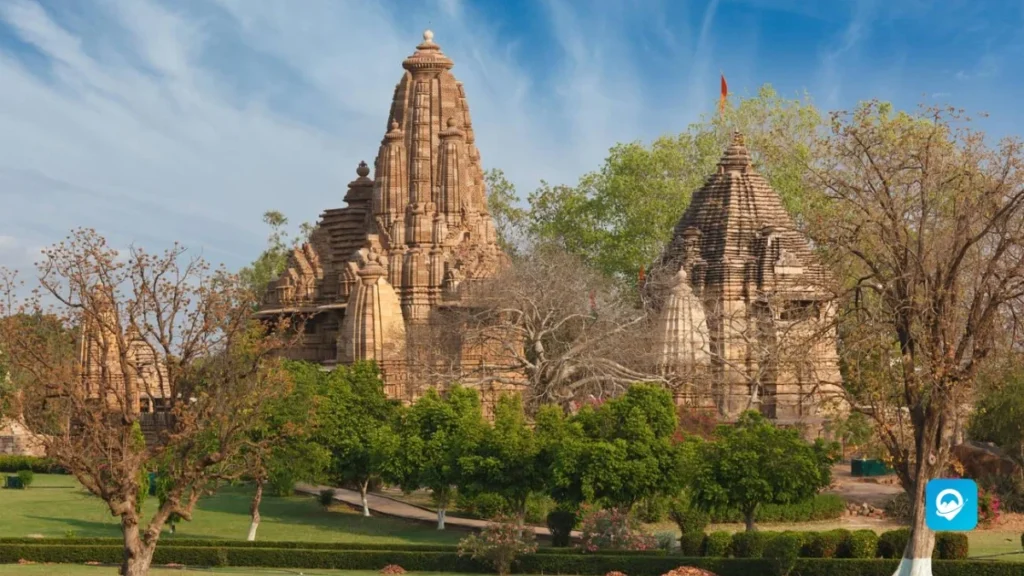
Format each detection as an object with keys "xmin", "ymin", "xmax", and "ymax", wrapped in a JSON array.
[
  {"xmin": 647, "ymin": 132, "xmax": 844, "ymax": 427},
  {"xmin": 77, "ymin": 290, "xmax": 170, "ymax": 414}
]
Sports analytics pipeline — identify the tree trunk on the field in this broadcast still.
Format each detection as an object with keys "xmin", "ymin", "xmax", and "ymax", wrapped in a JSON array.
[
  {"xmin": 437, "ymin": 505, "xmax": 446, "ymax": 530},
  {"xmin": 892, "ymin": 483, "xmax": 935, "ymax": 576},
  {"xmin": 360, "ymin": 479, "xmax": 370, "ymax": 517},
  {"xmin": 247, "ymin": 479, "xmax": 264, "ymax": 542},
  {"xmin": 119, "ymin": 514, "xmax": 155, "ymax": 576},
  {"xmin": 744, "ymin": 506, "xmax": 757, "ymax": 532}
]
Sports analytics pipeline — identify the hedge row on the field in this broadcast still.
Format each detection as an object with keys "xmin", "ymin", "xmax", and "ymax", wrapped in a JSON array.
[
  {"xmin": 708, "ymin": 494, "xmax": 847, "ymax": 523},
  {"xmin": 0, "ymin": 456, "xmax": 65, "ymax": 474},
  {"xmin": 682, "ymin": 528, "xmax": 969, "ymax": 561},
  {"xmin": 0, "ymin": 545, "xmax": 1020, "ymax": 576}
]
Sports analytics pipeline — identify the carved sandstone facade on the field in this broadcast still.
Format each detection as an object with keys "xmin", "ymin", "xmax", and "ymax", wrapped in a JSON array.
[
  {"xmin": 257, "ymin": 31, "xmax": 513, "ymax": 406},
  {"xmin": 647, "ymin": 133, "xmax": 844, "ymax": 425}
]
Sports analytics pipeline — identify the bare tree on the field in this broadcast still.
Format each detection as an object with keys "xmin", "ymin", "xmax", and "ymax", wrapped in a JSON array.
[
  {"xmin": 421, "ymin": 246, "xmax": 667, "ymax": 412},
  {"xmin": 0, "ymin": 228, "xmax": 296, "ymax": 576},
  {"xmin": 805, "ymin": 103, "xmax": 1024, "ymax": 576}
]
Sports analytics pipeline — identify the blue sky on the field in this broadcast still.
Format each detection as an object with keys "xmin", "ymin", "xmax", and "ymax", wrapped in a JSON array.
[{"xmin": 1, "ymin": 0, "xmax": 1022, "ymax": 276}]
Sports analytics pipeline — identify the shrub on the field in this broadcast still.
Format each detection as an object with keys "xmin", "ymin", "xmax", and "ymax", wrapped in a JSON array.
[
  {"xmin": 980, "ymin": 474, "xmax": 1024, "ymax": 513},
  {"xmin": 669, "ymin": 500, "xmax": 710, "ymax": 535},
  {"xmin": 63, "ymin": 530, "xmax": 77, "ymax": 540},
  {"xmin": 702, "ymin": 531, "xmax": 732, "ymax": 557},
  {"xmin": 763, "ymin": 532, "xmax": 801, "ymax": 576},
  {"xmin": 458, "ymin": 492, "xmax": 509, "ymax": 520},
  {"xmin": 546, "ymin": 510, "xmax": 576, "ymax": 548},
  {"xmin": 876, "ymin": 528, "xmax": 910, "ymax": 559},
  {"xmin": 654, "ymin": 531, "xmax": 678, "ymax": 552},
  {"xmin": 380, "ymin": 564, "xmax": 406, "ymax": 574},
  {"xmin": 801, "ymin": 529, "xmax": 846, "ymax": 558},
  {"xmin": 577, "ymin": 507, "xmax": 657, "ymax": 553},
  {"xmin": 707, "ymin": 494, "xmax": 845, "ymax": 523},
  {"xmin": 978, "ymin": 487, "xmax": 1001, "ymax": 526},
  {"xmin": 840, "ymin": 529, "xmax": 878, "ymax": 559},
  {"xmin": 730, "ymin": 531, "xmax": 772, "ymax": 558},
  {"xmin": 934, "ymin": 532, "xmax": 968, "ymax": 560},
  {"xmin": 881, "ymin": 492, "xmax": 912, "ymax": 523},
  {"xmin": 457, "ymin": 515, "xmax": 537, "ymax": 576},
  {"xmin": 606, "ymin": 572, "xmax": 628, "ymax": 576},
  {"xmin": 0, "ymin": 456, "xmax": 65, "ymax": 474},
  {"xmin": 678, "ymin": 532, "xmax": 705, "ymax": 556},
  {"xmin": 16, "ymin": 469, "xmax": 34, "ymax": 489},
  {"xmin": 524, "ymin": 493, "xmax": 555, "ymax": 524},
  {"xmin": 635, "ymin": 495, "xmax": 671, "ymax": 523},
  {"xmin": 318, "ymin": 488, "xmax": 336, "ymax": 510}
]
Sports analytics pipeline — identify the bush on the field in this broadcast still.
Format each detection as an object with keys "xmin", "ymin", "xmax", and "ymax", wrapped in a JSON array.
[
  {"xmin": 578, "ymin": 507, "xmax": 657, "ymax": 553},
  {"xmin": 546, "ymin": 510, "xmax": 576, "ymax": 548},
  {"xmin": 730, "ymin": 531, "xmax": 773, "ymax": 558},
  {"xmin": 457, "ymin": 492, "xmax": 508, "ymax": 520},
  {"xmin": 840, "ymin": 529, "xmax": 878, "ymax": 559},
  {"xmin": 457, "ymin": 515, "xmax": 537, "ymax": 576},
  {"xmin": 317, "ymin": 488, "xmax": 336, "ymax": 510},
  {"xmin": 978, "ymin": 487, "xmax": 1001, "ymax": 526},
  {"xmin": 654, "ymin": 531, "xmax": 678, "ymax": 552},
  {"xmin": 678, "ymin": 532, "xmax": 705, "ymax": 556},
  {"xmin": 0, "ymin": 455, "xmax": 65, "ymax": 474},
  {"xmin": 980, "ymin": 474, "xmax": 1024, "ymax": 513},
  {"xmin": 635, "ymin": 495, "xmax": 671, "ymax": 523},
  {"xmin": 882, "ymin": 493, "xmax": 912, "ymax": 522},
  {"xmin": 379, "ymin": 564, "xmax": 406, "ymax": 574},
  {"xmin": 16, "ymin": 469, "xmax": 34, "ymax": 489},
  {"xmin": 802, "ymin": 529, "xmax": 847, "ymax": 558},
  {"xmin": 763, "ymin": 532, "xmax": 801, "ymax": 576},
  {"xmin": 702, "ymin": 531, "xmax": 732, "ymax": 557},
  {"xmin": 876, "ymin": 528, "xmax": 910, "ymax": 559},
  {"xmin": 669, "ymin": 500, "xmax": 710, "ymax": 535},
  {"xmin": 707, "ymin": 494, "xmax": 845, "ymax": 523},
  {"xmin": 524, "ymin": 493, "xmax": 555, "ymax": 524},
  {"xmin": 934, "ymin": 532, "xmax": 969, "ymax": 560}
]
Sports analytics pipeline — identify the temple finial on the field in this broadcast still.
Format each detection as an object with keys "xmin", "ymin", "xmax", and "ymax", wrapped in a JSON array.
[
  {"xmin": 356, "ymin": 161, "xmax": 370, "ymax": 178},
  {"xmin": 423, "ymin": 29, "xmax": 434, "ymax": 43}
]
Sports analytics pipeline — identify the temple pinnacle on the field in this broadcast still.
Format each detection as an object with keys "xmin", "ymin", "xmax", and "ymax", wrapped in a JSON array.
[{"xmin": 423, "ymin": 29, "xmax": 434, "ymax": 43}]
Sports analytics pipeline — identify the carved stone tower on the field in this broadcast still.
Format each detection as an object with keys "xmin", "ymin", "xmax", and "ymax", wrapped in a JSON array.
[
  {"xmin": 257, "ymin": 31, "xmax": 508, "ymax": 403},
  {"xmin": 648, "ymin": 132, "xmax": 844, "ymax": 426}
]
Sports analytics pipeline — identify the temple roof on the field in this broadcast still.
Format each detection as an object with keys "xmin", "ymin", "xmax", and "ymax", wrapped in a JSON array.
[{"xmin": 659, "ymin": 131, "xmax": 830, "ymax": 296}]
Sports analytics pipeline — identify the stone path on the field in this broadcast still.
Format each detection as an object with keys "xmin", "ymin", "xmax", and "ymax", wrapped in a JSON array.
[{"xmin": 294, "ymin": 483, "xmax": 578, "ymax": 538}]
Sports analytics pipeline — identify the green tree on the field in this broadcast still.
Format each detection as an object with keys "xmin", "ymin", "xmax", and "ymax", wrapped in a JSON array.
[
  {"xmin": 485, "ymin": 168, "xmax": 528, "ymax": 257},
  {"xmin": 238, "ymin": 210, "xmax": 315, "ymax": 301},
  {"xmin": 460, "ymin": 395, "xmax": 549, "ymax": 529},
  {"xmin": 400, "ymin": 385, "xmax": 486, "ymax": 529},
  {"xmin": 969, "ymin": 365, "xmax": 1024, "ymax": 478},
  {"xmin": 546, "ymin": 385, "xmax": 687, "ymax": 510},
  {"xmin": 243, "ymin": 360, "xmax": 330, "ymax": 540},
  {"xmin": 315, "ymin": 361, "xmax": 404, "ymax": 516},
  {"xmin": 527, "ymin": 85, "xmax": 825, "ymax": 283},
  {"xmin": 690, "ymin": 411, "xmax": 835, "ymax": 532}
]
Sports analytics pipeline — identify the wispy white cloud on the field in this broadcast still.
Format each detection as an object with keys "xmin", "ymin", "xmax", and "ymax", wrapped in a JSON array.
[{"xmin": 815, "ymin": 0, "xmax": 877, "ymax": 109}]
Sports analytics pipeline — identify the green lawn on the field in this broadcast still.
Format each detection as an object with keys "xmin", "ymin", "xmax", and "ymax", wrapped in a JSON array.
[{"xmin": 0, "ymin": 474, "xmax": 463, "ymax": 544}]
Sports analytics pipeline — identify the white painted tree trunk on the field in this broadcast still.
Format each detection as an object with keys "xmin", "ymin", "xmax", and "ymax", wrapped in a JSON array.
[
  {"xmin": 360, "ymin": 480, "xmax": 370, "ymax": 517},
  {"xmin": 437, "ymin": 506, "xmax": 446, "ymax": 530},
  {"xmin": 893, "ymin": 469, "xmax": 937, "ymax": 576},
  {"xmin": 247, "ymin": 479, "xmax": 263, "ymax": 542},
  {"xmin": 891, "ymin": 558, "xmax": 932, "ymax": 576}
]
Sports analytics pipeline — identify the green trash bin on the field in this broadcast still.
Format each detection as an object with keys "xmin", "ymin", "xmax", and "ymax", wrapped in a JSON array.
[
  {"xmin": 5, "ymin": 475, "xmax": 23, "ymax": 489},
  {"xmin": 851, "ymin": 458, "xmax": 890, "ymax": 477},
  {"xmin": 148, "ymin": 472, "xmax": 157, "ymax": 496}
]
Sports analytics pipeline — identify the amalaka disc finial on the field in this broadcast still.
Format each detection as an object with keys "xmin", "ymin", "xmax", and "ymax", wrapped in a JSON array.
[{"xmin": 423, "ymin": 29, "xmax": 434, "ymax": 43}]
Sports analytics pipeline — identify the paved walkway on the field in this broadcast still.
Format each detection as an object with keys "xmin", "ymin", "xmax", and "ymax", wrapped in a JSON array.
[{"xmin": 295, "ymin": 483, "xmax": 578, "ymax": 538}]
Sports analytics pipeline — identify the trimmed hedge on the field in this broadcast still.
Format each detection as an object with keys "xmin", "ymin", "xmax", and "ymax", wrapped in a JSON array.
[
  {"xmin": 731, "ymin": 531, "xmax": 772, "ymax": 558},
  {"xmin": 709, "ymin": 494, "xmax": 846, "ymax": 523},
  {"xmin": 0, "ymin": 545, "xmax": 1022, "ymax": 576},
  {"xmin": 0, "ymin": 456, "xmax": 65, "ymax": 474}
]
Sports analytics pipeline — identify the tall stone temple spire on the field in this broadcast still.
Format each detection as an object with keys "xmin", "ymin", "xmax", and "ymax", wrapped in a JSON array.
[
  {"xmin": 649, "ymin": 131, "xmax": 844, "ymax": 426},
  {"xmin": 257, "ymin": 30, "xmax": 508, "ymax": 402}
]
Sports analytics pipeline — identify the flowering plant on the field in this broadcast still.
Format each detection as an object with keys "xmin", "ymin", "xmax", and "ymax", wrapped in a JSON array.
[
  {"xmin": 979, "ymin": 487, "xmax": 1001, "ymax": 526},
  {"xmin": 577, "ymin": 505, "xmax": 657, "ymax": 553},
  {"xmin": 457, "ymin": 515, "xmax": 537, "ymax": 576},
  {"xmin": 379, "ymin": 565, "xmax": 406, "ymax": 575}
]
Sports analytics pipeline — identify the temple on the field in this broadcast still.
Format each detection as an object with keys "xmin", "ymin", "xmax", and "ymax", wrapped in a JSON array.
[
  {"xmin": 647, "ymin": 132, "xmax": 844, "ymax": 426},
  {"xmin": 256, "ymin": 31, "xmax": 512, "ymax": 407}
]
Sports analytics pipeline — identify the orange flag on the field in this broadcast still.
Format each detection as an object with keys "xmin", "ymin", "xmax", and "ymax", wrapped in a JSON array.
[{"xmin": 719, "ymin": 73, "xmax": 728, "ymax": 118}]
